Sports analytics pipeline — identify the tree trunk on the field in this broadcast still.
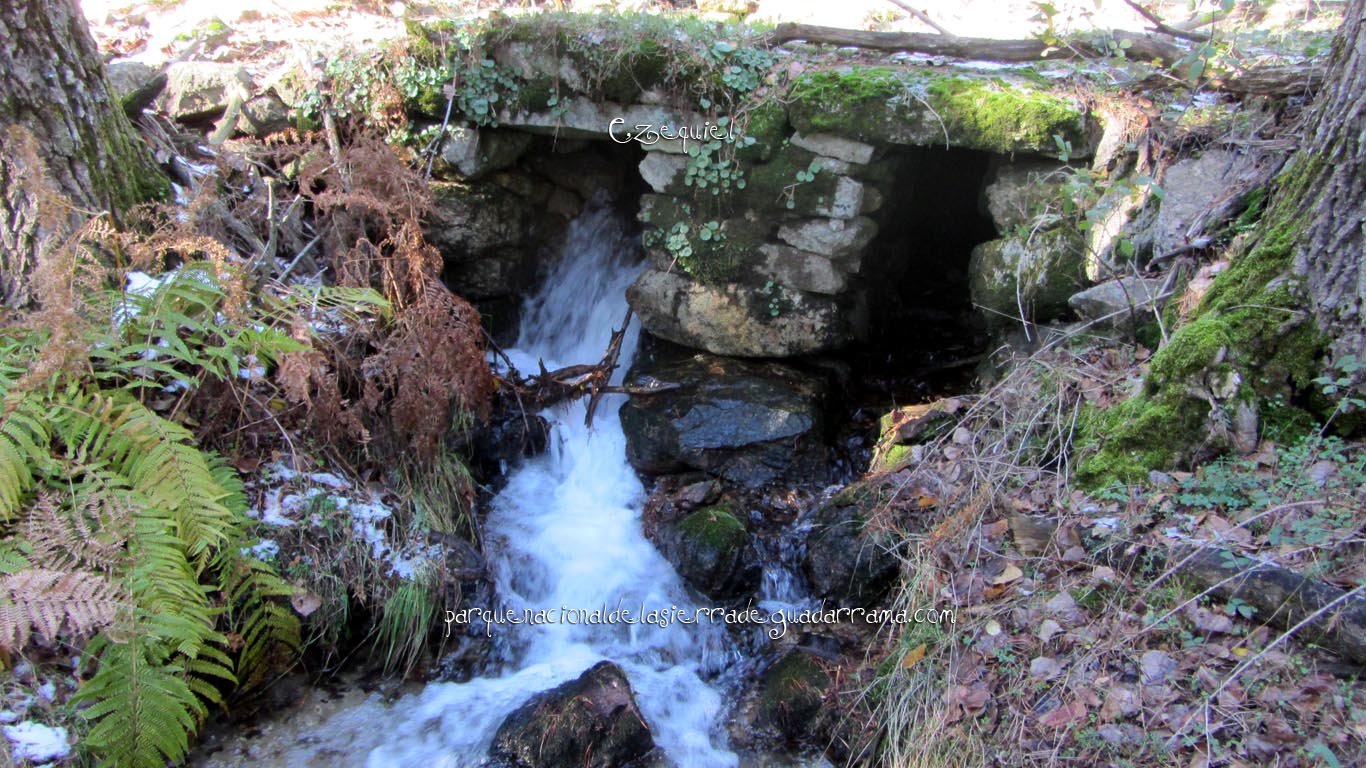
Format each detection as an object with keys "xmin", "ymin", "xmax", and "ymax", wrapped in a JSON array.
[
  {"xmin": 1292, "ymin": 0, "xmax": 1366, "ymax": 394},
  {"xmin": 0, "ymin": 0, "xmax": 168, "ymax": 308}
]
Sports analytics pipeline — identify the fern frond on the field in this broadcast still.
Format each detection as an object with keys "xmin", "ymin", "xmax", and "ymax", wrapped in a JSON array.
[
  {"xmin": 23, "ymin": 485, "xmax": 131, "ymax": 573},
  {"xmin": 0, "ymin": 392, "xmax": 53, "ymax": 521},
  {"xmin": 0, "ymin": 569, "xmax": 127, "ymax": 652},
  {"xmin": 76, "ymin": 634, "xmax": 204, "ymax": 768},
  {"xmin": 218, "ymin": 553, "xmax": 300, "ymax": 689}
]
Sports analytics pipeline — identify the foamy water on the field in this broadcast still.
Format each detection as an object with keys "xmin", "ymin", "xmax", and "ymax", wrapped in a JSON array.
[{"xmin": 341, "ymin": 204, "xmax": 738, "ymax": 767}]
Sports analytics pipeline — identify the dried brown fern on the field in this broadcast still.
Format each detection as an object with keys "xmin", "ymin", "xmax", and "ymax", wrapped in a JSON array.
[
  {"xmin": 0, "ymin": 568, "xmax": 128, "ymax": 652},
  {"xmin": 21, "ymin": 488, "xmax": 131, "ymax": 575},
  {"xmin": 362, "ymin": 284, "xmax": 493, "ymax": 461}
]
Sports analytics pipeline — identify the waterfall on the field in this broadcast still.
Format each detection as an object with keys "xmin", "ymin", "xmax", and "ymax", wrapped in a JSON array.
[{"xmin": 358, "ymin": 203, "xmax": 740, "ymax": 767}]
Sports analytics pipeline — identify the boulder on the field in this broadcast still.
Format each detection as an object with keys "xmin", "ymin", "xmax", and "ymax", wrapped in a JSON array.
[
  {"xmin": 619, "ymin": 352, "xmax": 829, "ymax": 488},
  {"xmin": 106, "ymin": 60, "xmax": 166, "ymax": 116},
  {"xmin": 1140, "ymin": 149, "xmax": 1268, "ymax": 257},
  {"xmin": 236, "ymin": 92, "xmax": 292, "ymax": 137},
  {"xmin": 1067, "ymin": 276, "xmax": 1169, "ymax": 331},
  {"xmin": 650, "ymin": 504, "xmax": 760, "ymax": 600},
  {"xmin": 489, "ymin": 661, "xmax": 654, "ymax": 768},
  {"xmin": 760, "ymin": 651, "xmax": 830, "ymax": 741},
  {"xmin": 802, "ymin": 490, "xmax": 898, "ymax": 608},
  {"xmin": 626, "ymin": 269, "xmax": 848, "ymax": 357},
  {"xmin": 160, "ymin": 61, "xmax": 254, "ymax": 123},
  {"xmin": 983, "ymin": 160, "xmax": 1068, "ymax": 232},
  {"xmin": 968, "ymin": 229, "xmax": 1089, "ymax": 325}
]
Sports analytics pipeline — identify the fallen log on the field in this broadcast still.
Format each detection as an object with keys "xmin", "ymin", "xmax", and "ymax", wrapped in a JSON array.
[
  {"xmin": 760, "ymin": 23, "xmax": 1326, "ymax": 97},
  {"xmin": 1177, "ymin": 547, "xmax": 1366, "ymax": 665},
  {"xmin": 760, "ymin": 23, "xmax": 1187, "ymax": 68}
]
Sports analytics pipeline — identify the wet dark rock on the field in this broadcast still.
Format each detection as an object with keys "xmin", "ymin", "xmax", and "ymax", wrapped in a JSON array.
[
  {"xmin": 620, "ymin": 351, "xmax": 830, "ymax": 488},
  {"xmin": 489, "ymin": 661, "xmax": 654, "ymax": 768},
  {"xmin": 802, "ymin": 489, "xmax": 899, "ymax": 609},
  {"xmin": 472, "ymin": 412, "xmax": 551, "ymax": 484},
  {"xmin": 760, "ymin": 650, "xmax": 830, "ymax": 742},
  {"xmin": 650, "ymin": 504, "xmax": 760, "ymax": 601}
]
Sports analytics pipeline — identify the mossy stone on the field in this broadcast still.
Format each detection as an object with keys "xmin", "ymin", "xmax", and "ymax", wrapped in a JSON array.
[
  {"xmin": 761, "ymin": 651, "xmax": 830, "ymax": 740},
  {"xmin": 788, "ymin": 70, "xmax": 1086, "ymax": 154}
]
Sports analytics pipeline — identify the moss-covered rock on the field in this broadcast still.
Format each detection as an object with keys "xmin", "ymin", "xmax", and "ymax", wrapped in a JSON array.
[
  {"xmin": 735, "ymin": 100, "xmax": 788, "ymax": 162},
  {"xmin": 652, "ymin": 504, "xmax": 760, "ymax": 600},
  {"xmin": 638, "ymin": 195, "xmax": 770, "ymax": 284},
  {"xmin": 742, "ymin": 143, "xmax": 858, "ymax": 216},
  {"xmin": 787, "ymin": 70, "xmax": 1086, "ymax": 155},
  {"xmin": 760, "ymin": 651, "xmax": 831, "ymax": 741},
  {"xmin": 802, "ymin": 492, "xmax": 898, "ymax": 608}
]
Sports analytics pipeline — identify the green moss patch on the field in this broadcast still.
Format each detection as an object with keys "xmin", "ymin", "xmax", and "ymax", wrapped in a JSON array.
[
  {"xmin": 1074, "ymin": 156, "xmax": 1330, "ymax": 488},
  {"xmin": 788, "ymin": 70, "xmax": 1085, "ymax": 154},
  {"xmin": 677, "ymin": 505, "xmax": 747, "ymax": 552}
]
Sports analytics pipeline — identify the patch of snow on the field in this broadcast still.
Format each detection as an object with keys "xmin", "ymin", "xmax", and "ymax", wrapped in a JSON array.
[
  {"xmin": 1090, "ymin": 517, "xmax": 1120, "ymax": 532},
  {"xmin": 351, "ymin": 518, "xmax": 389, "ymax": 561},
  {"xmin": 4, "ymin": 721, "xmax": 71, "ymax": 763},
  {"xmin": 0, "ymin": 711, "xmax": 17, "ymax": 724},
  {"xmin": 307, "ymin": 472, "xmax": 350, "ymax": 490},
  {"xmin": 349, "ymin": 497, "xmax": 392, "ymax": 523},
  {"xmin": 254, "ymin": 491, "xmax": 300, "ymax": 527},
  {"xmin": 389, "ymin": 543, "xmax": 441, "ymax": 581},
  {"xmin": 36, "ymin": 682, "xmax": 55, "ymax": 702},
  {"xmin": 238, "ymin": 355, "xmax": 267, "ymax": 380},
  {"xmin": 242, "ymin": 539, "xmax": 280, "ymax": 561}
]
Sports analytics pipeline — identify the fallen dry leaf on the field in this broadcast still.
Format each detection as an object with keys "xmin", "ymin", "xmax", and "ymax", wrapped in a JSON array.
[
  {"xmin": 1037, "ymin": 619, "xmax": 1062, "ymax": 643},
  {"xmin": 291, "ymin": 589, "xmax": 322, "ymax": 617},
  {"xmin": 991, "ymin": 564, "xmax": 1024, "ymax": 585},
  {"xmin": 1038, "ymin": 700, "xmax": 1086, "ymax": 729},
  {"xmin": 1190, "ymin": 607, "xmax": 1235, "ymax": 634},
  {"xmin": 901, "ymin": 643, "xmax": 927, "ymax": 669}
]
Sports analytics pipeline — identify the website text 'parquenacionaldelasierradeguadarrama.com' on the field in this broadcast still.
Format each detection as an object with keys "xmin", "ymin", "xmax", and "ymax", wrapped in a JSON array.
[{"xmin": 444, "ymin": 601, "xmax": 957, "ymax": 639}]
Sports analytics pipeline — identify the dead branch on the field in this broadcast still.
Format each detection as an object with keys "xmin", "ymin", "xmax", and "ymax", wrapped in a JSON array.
[
  {"xmin": 884, "ymin": 0, "xmax": 956, "ymax": 37},
  {"xmin": 1013, "ymin": 514, "xmax": 1366, "ymax": 664},
  {"xmin": 494, "ymin": 308, "xmax": 679, "ymax": 427},
  {"xmin": 1121, "ymin": 0, "xmax": 1213, "ymax": 43}
]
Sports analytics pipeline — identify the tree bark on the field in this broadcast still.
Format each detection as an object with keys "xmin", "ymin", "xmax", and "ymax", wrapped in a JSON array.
[
  {"xmin": 0, "ymin": 0, "xmax": 168, "ymax": 308},
  {"xmin": 1292, "ymin": 0, "xmax": 1366, "ymax": 394}
]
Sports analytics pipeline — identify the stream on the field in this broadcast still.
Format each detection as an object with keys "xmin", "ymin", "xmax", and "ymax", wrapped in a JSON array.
[{"xmin": 199, "ymin": 203, "xmax": 767, "ymax": 766}]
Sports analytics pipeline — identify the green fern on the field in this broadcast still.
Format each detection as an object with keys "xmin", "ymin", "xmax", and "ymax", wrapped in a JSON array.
[{"xmin": 0, "ymin": 262, "xmax": 387, "ymax": 767}]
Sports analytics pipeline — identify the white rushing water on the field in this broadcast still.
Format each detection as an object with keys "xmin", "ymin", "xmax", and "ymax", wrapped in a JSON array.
[{"xmin": 357, "ymin": 204, "xmax": 739, "ymax": 767}]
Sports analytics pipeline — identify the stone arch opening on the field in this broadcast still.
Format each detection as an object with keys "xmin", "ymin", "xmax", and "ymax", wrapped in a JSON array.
[{"xmin": 846, "ymin": 145, "xmax": 1002, "ymax": 404}]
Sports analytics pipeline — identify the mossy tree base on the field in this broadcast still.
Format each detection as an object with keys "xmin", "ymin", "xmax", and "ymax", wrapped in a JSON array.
[{"xmin": 1079, "ymin": 0, "xmax": 1364, "ymax": 487}]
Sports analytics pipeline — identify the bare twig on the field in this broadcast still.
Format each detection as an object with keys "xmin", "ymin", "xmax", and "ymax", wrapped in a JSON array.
[
  {"xmin": 884, "ymin": 0, "xmax": 956, "ymax": 36},
  {"xmin": 1121, "ymin": 0, "xmax": 1213, "ymax": 42}
]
